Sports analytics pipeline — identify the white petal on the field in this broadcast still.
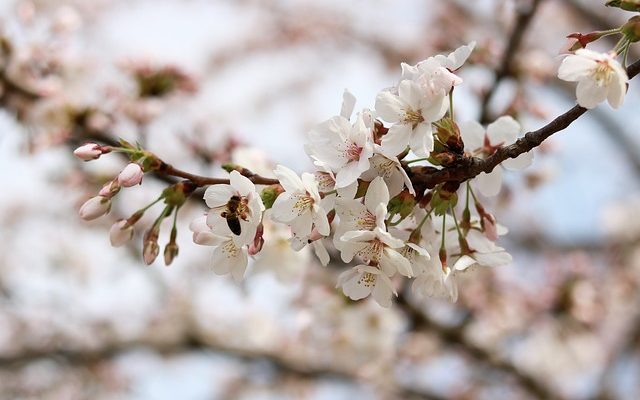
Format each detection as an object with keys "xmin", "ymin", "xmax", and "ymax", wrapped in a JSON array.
[
  {"xmin": 375, "ymin": 90, "xmax": 405, "ymax": 123},
  {"xmin": 365, "ymin": 176, "xmax": 390, "ymax": 212},
  {"xmin": 381, "ymin": 248, "xmax": 413, "ymax": 277},
  {"xmin": 372, "ymin": 277, "xmax": 394, "ymax": 307},
  {"xmin": 502, "ymin": 151, "xmax": 533, "ymax": 170},
  {"xmin": 203, "ymin": 185, "xmax": 234, "ymax": 208},
  {"xmin": 453, "ymin": 255, "xmax": 476, "ymax": 271},
  {"xmin": 419, "ymin": 95, "xmax": 448, "ymax": 123},
  {"xmin": 335, "ymin": 161, "xmax": 363, "ymax": 188},
  {"xmin": 475, "ymin": 167, "xmax": 503, "ymax": 197},
  {"xmin": 558, "ymin": 54, "xmax": 597, "ymax": 82},
  {"xmin": 312, "ymin": 241, "xmax": 330, "ymax": 266},
  {"xmin": 409, "ymin": 122, "xmax": 434, "ymax": 157},
  {"xmin": 270, "ymin": 193, "xmax": 299, "ymax": 222},
  {"xmin": 312, "ymin": 210, "xmax": 331, "ymax": 236},
  {"xmin": 291, "ymin": 211, "xmax": 313, "ymax": 237},
  {"xmin": 398, "ymin": 80, "xmax": 423, "ymax": 108},
  {"xmin": 460, "ymin": 120, "xmax": 485, "ymax": 151},
  {"xmin": 274, "ymin": 165, "xmax": 304, "ymax": 192},
  {"xmin": 487, "ymin": 116, "xmax": 520, "ymax": 146},
  {"xmin": 576, "ymin": 78, "xmax": 607, "ymax": 109},
  {"xmin": 340, "ymin": 89, "xmax": 356, "ymax": 119},
  {"xmin": 381, "ymin": 123, "xmax": 412, "ymax": 158},
  {"xmin": 229, "ymin": 170, "xmax": 255, "ymax": 196}
]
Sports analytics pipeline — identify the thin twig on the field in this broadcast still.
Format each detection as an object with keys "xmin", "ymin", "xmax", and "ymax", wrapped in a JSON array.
[{"xmin": 479, "ymin": 0, "xmax": 544, "ymax": 124}]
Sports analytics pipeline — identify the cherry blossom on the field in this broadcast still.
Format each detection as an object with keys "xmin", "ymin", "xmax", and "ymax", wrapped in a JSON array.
[
  {"xmin": 337, "ymin": 265, "xmax": 396, "ymax": 307},
  {"xmin": 558, "ymin": 49, "xmax": 628, "ymax": 109},
  {"xmin": 204, "ymin": 170, "xmax": 265, "ymax": 245},
  {"xmin": 270, "ymin": 165, "xmax": 330, "ymax": 240},
  {"xmin": 117, "ymin": 163, "xmax": 144, "ymax": 187}
]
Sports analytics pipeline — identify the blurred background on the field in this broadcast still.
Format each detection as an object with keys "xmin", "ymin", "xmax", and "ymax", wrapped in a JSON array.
[{"xmin": 0, "ymin": 0, "xmax": 639, "ymax": 399}]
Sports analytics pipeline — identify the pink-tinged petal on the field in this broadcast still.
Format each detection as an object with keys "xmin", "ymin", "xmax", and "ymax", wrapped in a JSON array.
[
  {"xmin": 487, "ymin": 116, "xmax": 520, "ymax": 146},
  {"xmin": 204, "ymin": 185, "xmax": 234, "ymax": 208},
  {"xmin": 474, "ymin": 167, "xmax": 503, "ymax": 197},
  {"xmin": 273, "ymin": 165, "xmax": 304, "ymax": 192},
  {"xmin": 365, "ymin": 177, "xmax": 390, "ymax": 212},
  {"xmin": 445, "ymin": 41, "xmax": 476, "ymax": 70},
  {"xmin": 502, "ymin": 151, "xmax": 534, "ymax": 170},
  {"xmin": 576, "ymin": 79, "xmax": 607, "ymax": 109},
  {"xmin": 459, "ymin": 120, "xmax": 484, "ymax": 151},
  {"xmin": 301, "ymin": 172, "xmax": 321, "ymax": 201},
  {"xmin": 340, "ymin": 89, "xmax": 356, "ymax": 119},
  {"xmin": 409, "ymin": 122, "xmax": 434, "ymax": 157},
  {"xmin": 381, "ymin": 123, "xmax": 412, "ymax": 158},
  {"xmin": 229, "ymin": 170, "xmax": 256, "ymax": 196}
]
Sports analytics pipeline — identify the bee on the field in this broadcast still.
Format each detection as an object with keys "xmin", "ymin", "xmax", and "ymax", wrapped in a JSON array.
[{"xmin": 221, "ymin": 195, "xmax": 244, "ymax": 235}]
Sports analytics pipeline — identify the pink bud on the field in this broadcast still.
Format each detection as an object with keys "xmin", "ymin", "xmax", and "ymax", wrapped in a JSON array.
[
  {"xmin": 79, "ymin": 196, "xmax": 111, "ymax": 220},
  {"xmin": 73, "ymin": 143, "xmax": 102, "ymax": 161},
  {"xmin": 117, "ymin": 163, "xmax": 144, "ymax": 187},
  {"xmin": 248, "ymin": 223, "xmax": 265, "ymax": 256},
  {"xmin": 110, "ymin": 219, "xmax": 134, "ymax": 247},
  {"xmin": 482, "ymin": 215, "xmax": 498, "ymax": 242},
  {"xmin": 143, "ymin": 241, "xmax": 159, "ymax": 265},
  {"xmin": 99, "ymin": 180, "xmax": 121, "ymax": 198}
]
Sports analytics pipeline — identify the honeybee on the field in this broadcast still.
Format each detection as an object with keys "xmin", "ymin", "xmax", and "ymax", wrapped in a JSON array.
[{"xmin": 221, "ymin": 195, "xmax": 245, "ymax": 235}]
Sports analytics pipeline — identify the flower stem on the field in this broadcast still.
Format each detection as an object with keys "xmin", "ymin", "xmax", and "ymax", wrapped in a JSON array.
[{"xmin": 405, "ymin": 157, "xmax": 430, "ymax": 165}]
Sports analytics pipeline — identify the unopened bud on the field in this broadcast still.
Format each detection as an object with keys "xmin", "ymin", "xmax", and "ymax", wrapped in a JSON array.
[
  {"xmin": 481, "ymin": 215, "xmax": 498, "ymax": 241},
  {"xmin": 117, "ymin": 163, "xmax": 144, "ymax": 187},
  {"xmin": 164, "ymin": 242, "xmax": 179, "ymax": 265},
  {"xmin": 435, "ymin": 118, "xmax": 464, "ymax": 154},
  {"xmin": 110, "ymin": 219, "xmax": 134, "ymax": 247},
  {"xmin": 439, "ymin": 247, "xmax": 448, "ymax": 270},
  {"xmin": 248, "ymin": 223, "xmax": 265, "ymax": 256},
  {"xmin": 606, "ymin": 0, "xmax": 640, "ymax": 12},
  {"xmin": 79, "ymin": 196, "xmax": 111, "ymax": 220},
  {"xmin": 260, "ymin": 185, "xmax": 283, "ymax": 210},
  {"xmin": 99, "ymin": 179, "xmax": 121, "ymax": 198},
  {"xmin": 622, "ymin": 16, "xmax": 640, "ymax": 43},
  {"xmin": 73, "ymin": 143, "xmax": 108, "ymax": 161},
  {"xmin": 143, "ymin": 225, "xmax": 160, "ymax": 265}
]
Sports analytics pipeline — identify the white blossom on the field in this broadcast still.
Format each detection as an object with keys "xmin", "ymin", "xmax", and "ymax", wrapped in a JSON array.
[
  {"xmin": 558, "ymin": 49, "xmax": 628, "ymax": 109},
  {"xmin": 337, "ymin": 265, "xmax": 397, "ymax": 307},
  {"xmin": 361, "ymin": 153, "xmax": 415, "ymax": 197},
  {"xmin": 204, "ymin": 170, "xmax": 265, "ymax": 245},
  {"xmin": 271, "ymin": 165, "xmax": 330, "ymax": 240}
]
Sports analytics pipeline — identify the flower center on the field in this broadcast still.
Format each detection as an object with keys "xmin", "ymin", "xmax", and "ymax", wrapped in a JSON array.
[
  {"xmin": 293, "ymin": 194, "xmax": 314, "ymax": 215},
  {"xmin": 358, "ymin": 272, "xmax": 377, "ymax": 288},
  {"xmin": 345, "ymin": 142, "xmax": 363, "ymax": 161},
  {"xmin": 404, "ymin": 109, "xmax": 424, "ymax": 126},
  {"xmin": 593, "ymin": 61, "xmax": 614, "ymax": 85},
  {"xmin": 356, "ymin": 211, "xmax": 377, "ymax": 230}
]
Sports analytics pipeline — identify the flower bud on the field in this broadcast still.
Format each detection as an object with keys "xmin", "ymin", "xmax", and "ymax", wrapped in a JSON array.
[
  {"xmin": 110, "ymin": 219, "xmax": 134, "ymax": 247},
  {"xmin": 260, "ymin": 185, "xmax": 283, "ymax": 210},
  {"xmin": 388, "ymin": 190, "xmax": 417, "ymax": 220},
  {"xmin": 164, "ymin": 243, "xmax": 179, "ymax": 265},
  {"xmin": 143, "ymin": 225, "xmax": 160, "ymax": 265},
  {"xmin": 248, "ymin": 223, "xmax": 265, "ymax": 256},
  {"xmin": 117, "ymin": 163, "xmax": 144, "ymax": 187},
  {"xmin": 99, "ymin": 179, "xmax": 121, "ymax": 198},
  {"xmin": 606, "ymin": 0, "xmax": 640, "ymax": 12},
  {"xmin": 435, "ymin": 118, "xmax": 464, "ymax": 154},
  {"xmin": 73, "ymin": 143, "xmax": 107, "ymax": 161},
  {"xmin": 79, "ymin": 196, "xmax": 111, "ymax": 220},
  {"xmin": 622, "ymin": 16, "xmax": 640, "ymax": 43},
  {"xmin": 565, "ymin": 32, "xmax": 607, "ymax": 52}
]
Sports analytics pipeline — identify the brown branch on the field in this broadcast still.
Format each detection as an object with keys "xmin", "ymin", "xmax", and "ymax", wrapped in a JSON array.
[
  {"xmin": 157, "ymin": 162, "xmax": 279, "ymax": 187},
  {"xmin": 479, "ymin": 0, "xmax": 544, "ymax": 124},
  {"xmin": 413, "ymin": 59, "xmax": 640, "ymax": 189}
]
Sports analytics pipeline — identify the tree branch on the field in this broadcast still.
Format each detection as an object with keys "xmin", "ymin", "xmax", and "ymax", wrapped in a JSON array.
[
  {"xmin": 413, "ymin": 59, "xmax": 640, "ymax": 189},
  {"xmin": 479, "ymin": 0, "xmax": 544, "ymax": 124}
]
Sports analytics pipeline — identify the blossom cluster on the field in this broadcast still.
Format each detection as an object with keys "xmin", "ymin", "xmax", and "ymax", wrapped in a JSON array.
[{"xmin": 76, "ymin": 26, "xmax": 634, "ymax": 307}]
